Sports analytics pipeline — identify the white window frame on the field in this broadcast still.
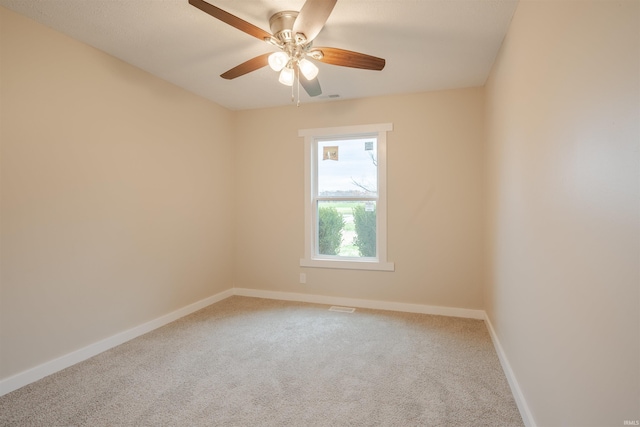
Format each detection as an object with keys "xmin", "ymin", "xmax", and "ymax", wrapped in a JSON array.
[{"xmin": 299, "ymin": 123, "xmax": 394, "ymax": 271}]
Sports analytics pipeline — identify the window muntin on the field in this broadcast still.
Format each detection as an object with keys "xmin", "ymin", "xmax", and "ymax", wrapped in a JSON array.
[{"xmin": 300, "ymin": 123, "xmax": 394, "ymax": 271}]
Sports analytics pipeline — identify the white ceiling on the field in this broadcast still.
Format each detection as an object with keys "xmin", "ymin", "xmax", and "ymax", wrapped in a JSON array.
[{"xmin": 1, "ymin": 0, "xmax": 519, "ymax": 110}]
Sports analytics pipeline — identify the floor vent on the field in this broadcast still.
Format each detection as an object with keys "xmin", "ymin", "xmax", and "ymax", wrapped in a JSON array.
[{"xmin": 328, "ymin": 306, "xmax": 356, "ymax": 313}]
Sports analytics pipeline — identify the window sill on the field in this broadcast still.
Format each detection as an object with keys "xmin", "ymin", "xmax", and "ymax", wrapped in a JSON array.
[{"xmin": 300, "ymin": 258, "xmax": 395, "ymax": 272}]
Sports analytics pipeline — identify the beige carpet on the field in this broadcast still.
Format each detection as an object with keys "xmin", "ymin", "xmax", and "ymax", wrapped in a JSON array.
[{"xmin": 0, "ymin": 296, "xmax": 523, "ymax": 426}]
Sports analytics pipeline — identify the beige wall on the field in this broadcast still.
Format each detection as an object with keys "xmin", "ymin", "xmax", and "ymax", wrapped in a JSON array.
[
  {"xmin": 234, "ymin": 89, "xmax": 485, "ymax": 309},
  {"xmin": 0, "ymin": 7, "xmax": 235, "ymax": 379},
  {"xmin": 484, "ymin": 1, "xmax": 639, "ymax": 426}
]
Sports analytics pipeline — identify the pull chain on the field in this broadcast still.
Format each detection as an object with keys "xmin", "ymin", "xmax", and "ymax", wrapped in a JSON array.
[
  {"xmin": 288, "ymin": 65, "xmax": 302, "ymax": 106},
  {"xmin": 296, "ymin": 66, "xmax": 300, "ymax": 107}
]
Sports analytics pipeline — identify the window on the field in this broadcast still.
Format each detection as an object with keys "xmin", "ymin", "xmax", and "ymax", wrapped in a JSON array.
[{"xmin": 299, "ymin": 123, "xmax": 394, "ymax": 271}]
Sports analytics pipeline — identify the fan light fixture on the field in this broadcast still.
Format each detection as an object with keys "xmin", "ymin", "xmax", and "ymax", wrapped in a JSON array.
[
  {"xmin": 278, "ymin": 64, "xmax": 295, "ymax": 86},
  {"xmin": 268, "ymin": 51, "xmax": 288, "ymax": 72},
  {"xmin": 298, "ymin": 58, "xmax": 319, "ymax": 80},
  {"xmin": 269, "ymin": 52, "xmax": 319, "ymax": 85}
]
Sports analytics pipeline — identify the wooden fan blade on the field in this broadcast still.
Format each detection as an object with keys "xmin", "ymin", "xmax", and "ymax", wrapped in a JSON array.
[
  {"xmin": 292, "ymin": 0, "xmax": 337, "ymax": 42},
  {"xmin": 189, "ymin": 0, "xmax": 272, "ymax": 41},
  {"xmin": 220, "ymin": 53, "xmax": 271, "ymax": 79},
  {"xmin": 313, "ymin": 47, "xmax": 386, "ymax": 71},
  {"xmin": 300, "ymin": 77, "xmax": 322, "ymax": 97}
]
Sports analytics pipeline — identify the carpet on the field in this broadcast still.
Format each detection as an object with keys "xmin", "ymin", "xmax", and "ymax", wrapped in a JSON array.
[{"xmin": 0, "ymin": 296, "xmax": 523, "ymax": 426}]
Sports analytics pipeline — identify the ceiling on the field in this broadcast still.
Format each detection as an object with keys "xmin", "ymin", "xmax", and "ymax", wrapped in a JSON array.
[{"xmin": 0, "ymin": 0, "xmax": 519, "ymax": 111}]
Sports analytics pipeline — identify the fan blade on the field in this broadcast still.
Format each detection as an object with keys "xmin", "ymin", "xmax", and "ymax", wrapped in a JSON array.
[
  {"xmin": 300, "ymin": 77, "xmax": 322, "ymax": 97},
  {"xmin": 313, "ymin": 47, "xmax": 386, "ymax": 71},
  {"xmin": 220, "ymin": 53, "xmax": 271, "ymax": 79},
  {"xmin": 189, "ymin": 0, "xmax": 272, "ymax": 41},
  {"xmin": 292, "ymin": 0, "xmax": 337, "ymax": 42}
]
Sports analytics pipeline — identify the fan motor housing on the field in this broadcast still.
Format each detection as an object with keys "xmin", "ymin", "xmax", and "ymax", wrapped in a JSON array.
[{"xmin": 269, "ymin": 11, "xmax": 299, "ymax": 42}]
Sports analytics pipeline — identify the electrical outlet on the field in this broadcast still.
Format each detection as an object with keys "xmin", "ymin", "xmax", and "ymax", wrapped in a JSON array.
[{"xmin": 299, "ymin": 273, "xmax": 306, "ymax": 284}]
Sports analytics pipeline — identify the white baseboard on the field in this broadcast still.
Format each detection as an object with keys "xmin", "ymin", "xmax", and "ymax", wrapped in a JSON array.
[
  {"xmin": 233, "ymin": 287, "xmax": 486, "ymax": 319},
  {"xmin": 484, "ymin": 314, "xmax": 536, "ymax": 427},
  {"xmin": 0, "ymin": 288, "xmax": 234, "ymax": 397}
]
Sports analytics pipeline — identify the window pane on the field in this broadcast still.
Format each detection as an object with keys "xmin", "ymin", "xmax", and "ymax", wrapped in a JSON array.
[
  {"xmin": 317, "ymin": 138, "xmax": 377, "ymax": 197},
  {"xmin": 317, "ymin": 200, "xmax": 376, "ymax": 258}
]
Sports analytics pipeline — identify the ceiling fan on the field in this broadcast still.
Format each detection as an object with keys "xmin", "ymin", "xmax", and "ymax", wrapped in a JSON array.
[{"xmin": 188, "ymin": 0, "xmax": 386, "ymax": 99}]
